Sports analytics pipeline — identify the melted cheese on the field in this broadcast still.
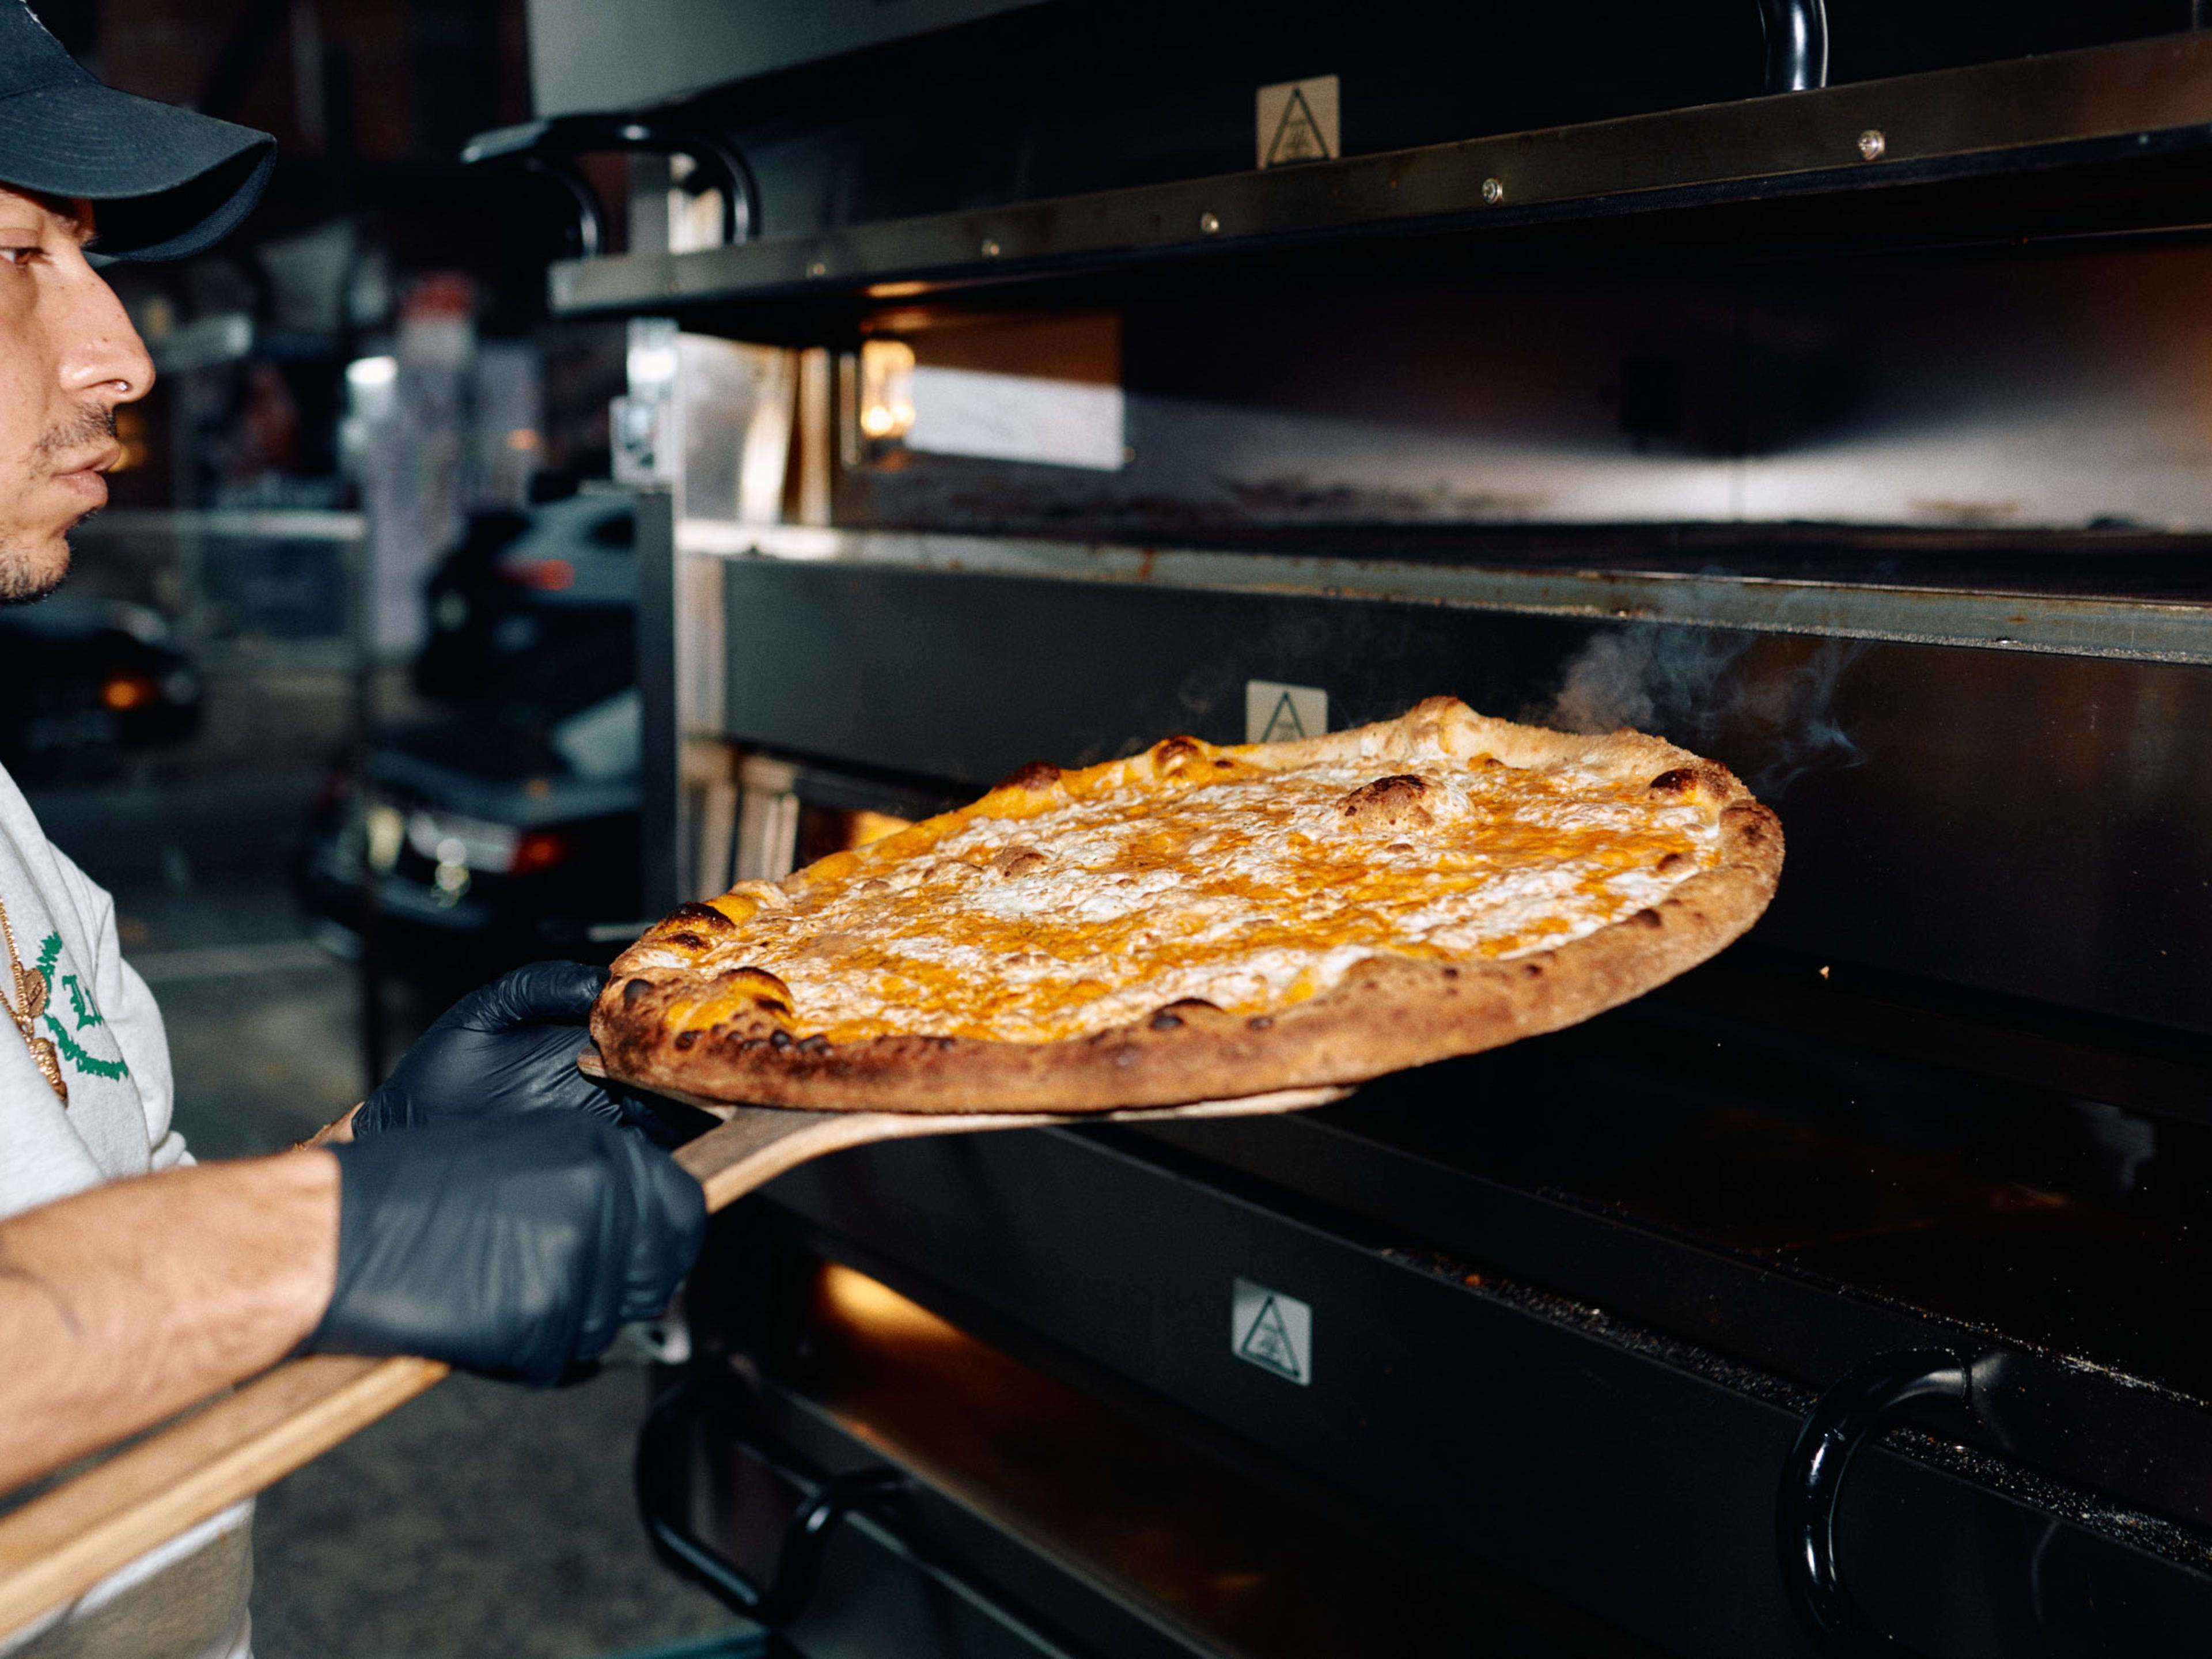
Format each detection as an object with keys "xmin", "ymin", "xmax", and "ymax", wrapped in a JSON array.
[{"xmin": 665, "ymin": 736, "xmax": 1721, "ymax": 1046}]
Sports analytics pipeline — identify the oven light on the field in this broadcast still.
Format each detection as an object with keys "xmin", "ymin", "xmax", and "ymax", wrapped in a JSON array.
[
  {"xmin": 819, "ymin": 1262, "xmax": 956, "ymax": 1344},
  {"xmin": 858, "ymin": 340, "xmax": 917, "ymax": 441}
]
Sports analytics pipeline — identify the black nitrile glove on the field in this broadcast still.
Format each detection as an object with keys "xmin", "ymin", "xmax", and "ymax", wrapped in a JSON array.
[
  {"xmin": 306, "ymin": 1113, "xmax": 706, "ymax": 1385},
  {"xmin": 354, "ymin": 960, "xmax": 673, "ymax": 1143}
]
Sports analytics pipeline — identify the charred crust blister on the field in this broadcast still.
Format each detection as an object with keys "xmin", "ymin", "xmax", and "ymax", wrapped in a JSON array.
[
  {"xmin": 1338, "ymin": 774, "xmax": 1430, "ymax": 823},
  {"xmin": 994, "ymin": 760, "xmax": 1063, "ymax": 793},
  {"xmin": 649, "ymin": 902, "xmax": 736, "ymax": 946}
]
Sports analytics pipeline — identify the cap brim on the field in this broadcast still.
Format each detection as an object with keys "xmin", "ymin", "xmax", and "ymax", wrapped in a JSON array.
[{"xmin": 0, "ymin": 79, "xmax": 272, "ymax": 260}]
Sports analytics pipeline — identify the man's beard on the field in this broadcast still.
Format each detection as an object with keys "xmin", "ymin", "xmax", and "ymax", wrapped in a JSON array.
[{"xmin": 0, "ymin": 405, "xmax": 117, "ymax": 607}]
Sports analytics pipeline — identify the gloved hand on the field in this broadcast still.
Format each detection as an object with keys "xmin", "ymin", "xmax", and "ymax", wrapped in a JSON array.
[
  {"xmin": 305, "ymin": 1113, "xmax": 706, "ymax": 1385},
  {"xmin": 353, "ymin": 960, "xmax": 672, "ymax": 1143}
]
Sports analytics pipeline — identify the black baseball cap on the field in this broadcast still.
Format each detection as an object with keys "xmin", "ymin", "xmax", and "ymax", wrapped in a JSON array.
[{"xmin": 0, "ymin": 1, "xmax": 274, "ymax": 260}]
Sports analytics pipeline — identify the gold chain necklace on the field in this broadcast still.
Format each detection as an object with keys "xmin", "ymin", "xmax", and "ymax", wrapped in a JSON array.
[{"xmin": 0, "ymin": 896, "xmax": 66, "ymax": 1104}]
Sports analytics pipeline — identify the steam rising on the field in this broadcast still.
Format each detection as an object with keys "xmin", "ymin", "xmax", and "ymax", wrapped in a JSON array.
[{"xmin": 1543, "ymin": 624, "xmax": 1865, "ymax": 798}]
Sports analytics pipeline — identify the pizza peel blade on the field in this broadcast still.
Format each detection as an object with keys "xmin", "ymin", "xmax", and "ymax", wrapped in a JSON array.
[
  {"xmin": 0, "ymin": 1073, "xmax": 1349, "ymax": 1638},
  {"xmin": 574, "ymin": 1050, "xmax": 1347, "ymax": 1206}
]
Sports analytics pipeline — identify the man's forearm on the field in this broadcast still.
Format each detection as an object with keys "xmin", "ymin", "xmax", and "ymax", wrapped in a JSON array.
[{"xmin": 0, "ymin": 1152, "xmax": 339, "ymax": 1492}]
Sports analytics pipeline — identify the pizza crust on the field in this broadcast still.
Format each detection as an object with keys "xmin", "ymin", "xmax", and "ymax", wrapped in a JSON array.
[{"xmin": 593, "ymin": 698, "xmax": 1783, "ymax": 1113}]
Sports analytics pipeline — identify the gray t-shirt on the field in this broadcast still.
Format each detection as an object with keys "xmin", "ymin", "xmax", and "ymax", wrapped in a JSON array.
[{"xmin": 0, "ymin": 762, "xmax": 252, "ymax": 1659}]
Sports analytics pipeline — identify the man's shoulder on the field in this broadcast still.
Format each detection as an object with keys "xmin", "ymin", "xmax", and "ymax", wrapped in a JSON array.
[{"xmin": 0, "ymin": 762, "xmax": 112, "ymax": 922}]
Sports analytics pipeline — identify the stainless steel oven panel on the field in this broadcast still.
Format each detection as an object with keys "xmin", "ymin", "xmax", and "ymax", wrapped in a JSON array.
[{"xmin": 752, "ymin": 1128, "xmax": 2212, "ymax": 1659}]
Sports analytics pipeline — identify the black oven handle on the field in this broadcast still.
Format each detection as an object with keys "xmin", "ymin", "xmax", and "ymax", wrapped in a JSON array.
[
  {"xmin": 1775, "ymin": 1349, "xmax": 1971, "ymax": 1657},
  {"xmin": 636, "ymin": 1372, "xmax": 1070, "ymax": 1645},
  {"xmin": 1758, "ymin": 0, "xmax": 1830, "ymax": 93},
  {"xmin": 460, "ymin": 114, "xmax": 758, "ymax": 258}
]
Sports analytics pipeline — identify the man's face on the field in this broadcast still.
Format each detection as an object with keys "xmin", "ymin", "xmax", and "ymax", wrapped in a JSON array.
[{"xmin": 0, "ymin": 185, "xmax": 152, "ymax": 606}]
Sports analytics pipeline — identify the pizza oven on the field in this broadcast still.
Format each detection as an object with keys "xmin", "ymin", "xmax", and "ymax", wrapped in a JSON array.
[{"xmin": 507, "ymin": 6, "xmax": 2212, "ymax": 1653}]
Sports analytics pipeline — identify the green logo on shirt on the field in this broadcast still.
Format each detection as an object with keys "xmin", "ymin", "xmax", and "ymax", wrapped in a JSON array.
[{"xmin": 35, "ymin": 934, "xmax": 127, "ymax": 1082}]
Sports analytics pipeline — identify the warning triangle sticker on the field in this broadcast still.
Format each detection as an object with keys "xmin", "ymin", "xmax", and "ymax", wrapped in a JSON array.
[
  {"xmin": 1259, "ymin": 690, "xmax": 1307, "ymax": 742},
  {"xmin": 1265, "ymin": 86, "xmax": 1330, "ymax": 167},
  {"xmin": 1238, "ymin": 1295, "xmax": 1305, "ymax": 1380}
]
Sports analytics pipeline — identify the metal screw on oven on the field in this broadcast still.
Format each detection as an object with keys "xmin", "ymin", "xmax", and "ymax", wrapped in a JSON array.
[
  {"xmin": 980, "ymin": 237, "xmax": 1002, "ymax": 258},
  {"xmin": 1199, "ymin": 211, "xmax": 1221, "ymax": 236},
  {"xmin": 1857, "ymin": 128, "xmax": 1887, "ymax": 161},
  {"xmin": 1481, "ymin": 177, "xmax": 1505, "ymax": 205}
]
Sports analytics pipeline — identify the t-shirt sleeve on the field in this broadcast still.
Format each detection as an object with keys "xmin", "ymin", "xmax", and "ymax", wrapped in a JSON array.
[{"xmin": 46, "ymin": 845, "xmax": 182, "ymax": 1168}]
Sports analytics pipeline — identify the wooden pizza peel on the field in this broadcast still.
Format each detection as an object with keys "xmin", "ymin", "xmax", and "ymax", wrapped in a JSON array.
[{"xmin": 0, "ymin": 1075, "xmax": 1346, "ymax": 1638}]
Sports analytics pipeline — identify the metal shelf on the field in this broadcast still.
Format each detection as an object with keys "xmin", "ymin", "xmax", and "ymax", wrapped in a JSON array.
[
  {"xmin": 554, "ymin": 31, "xmax": 2212, "ymax": 316},
  {"xmin": 677, "ymin": 521, "xmax": 2212, "ymax": 665}
]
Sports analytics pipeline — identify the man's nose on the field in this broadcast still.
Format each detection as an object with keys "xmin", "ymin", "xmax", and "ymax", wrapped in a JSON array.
[{"xmin": 58, "ymin": 267, "xmax": 155, "ymax": 409}]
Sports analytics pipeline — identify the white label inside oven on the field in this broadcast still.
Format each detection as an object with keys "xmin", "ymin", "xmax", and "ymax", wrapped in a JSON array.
[
  {"xmin": 1232, "ymin": 1278, "xmax": 1312, "ymax": 1385},
  {"xmin": 904, "ymin": 366, "xmax": 1126, "ymax": 472},
  {"xmin": 1245, "ymin": 681, "xmax": 1328, "ymax": 744}
]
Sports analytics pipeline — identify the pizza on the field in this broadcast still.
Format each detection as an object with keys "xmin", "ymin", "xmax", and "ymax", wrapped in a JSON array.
[{"xmin": 593, "ymin": 696, "xmax": 1782, "ymax": 1113}]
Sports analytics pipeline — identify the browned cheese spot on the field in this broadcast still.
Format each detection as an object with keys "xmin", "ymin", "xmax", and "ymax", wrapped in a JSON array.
[
  {"xmin": 990, "ymin": 844, "xmax": 1048, "ymax": 878},
  {"xmin": 1647, "ymin": 767, "xmax": 1700, "ymax": 798}
]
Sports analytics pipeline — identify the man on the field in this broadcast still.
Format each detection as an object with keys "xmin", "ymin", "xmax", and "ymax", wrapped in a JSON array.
[{"xmin": 0, "ymin": 6, "xmax": 705, "ymax": 1656}]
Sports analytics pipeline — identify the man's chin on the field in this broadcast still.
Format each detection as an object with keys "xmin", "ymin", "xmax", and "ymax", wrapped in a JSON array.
[{"xmin": 0, "ymin": 532, "xmax": 72, "ymax": 607}]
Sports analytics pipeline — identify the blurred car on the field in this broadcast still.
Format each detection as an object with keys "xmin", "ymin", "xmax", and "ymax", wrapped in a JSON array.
[
  {"xmin": 0, "ymin": 597, "xmax": 202, "ymax": 780},
  {"xmin": 415, "ymin": 485, "xmax": 636, "ymax": 703},
  {"xmin": 300, "ymin": 487, "xmax": 642, "ymax": 971}
]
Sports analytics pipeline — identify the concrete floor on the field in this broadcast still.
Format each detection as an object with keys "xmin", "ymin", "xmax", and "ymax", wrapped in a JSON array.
[{"xmin": 22, "ymin": 673, "xmax": 742, "ymax": 1658}]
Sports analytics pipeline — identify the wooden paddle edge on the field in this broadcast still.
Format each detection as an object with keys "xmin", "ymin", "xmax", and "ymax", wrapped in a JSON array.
[{"xmin": 0, "ymin": 1354, "xmax": 448, "ymax": 1638}]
